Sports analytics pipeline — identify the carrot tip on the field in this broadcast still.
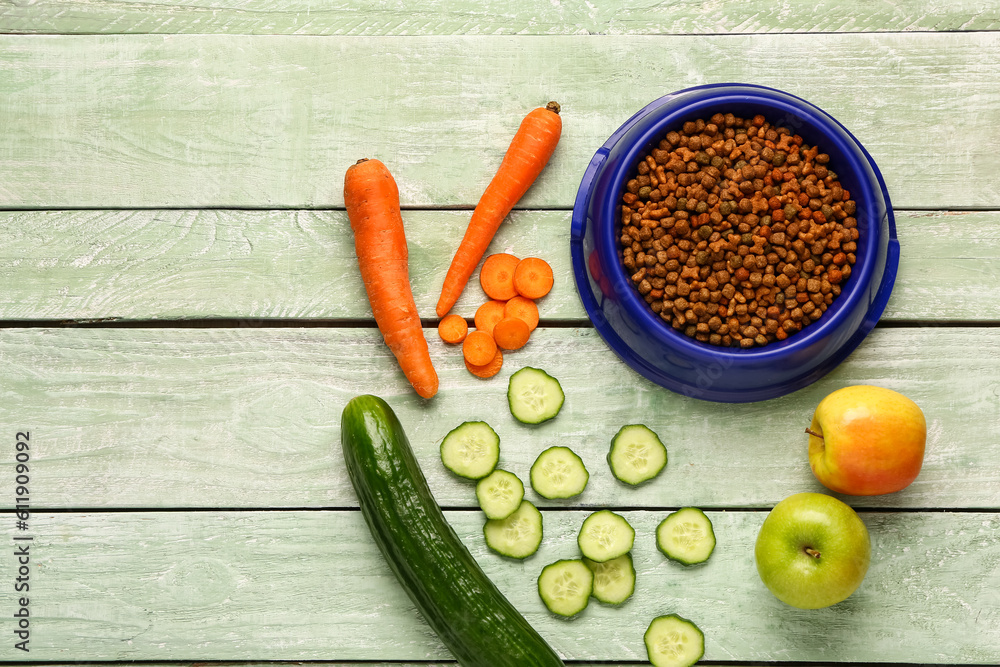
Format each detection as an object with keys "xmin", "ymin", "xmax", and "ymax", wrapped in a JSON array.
[
  {"xmin": 546, "ymin": 101, "xmax": 561, "ymax": 114},
  {"xmin": 416, "ymin": 382, "xmax": 438, "ymax": 399}
]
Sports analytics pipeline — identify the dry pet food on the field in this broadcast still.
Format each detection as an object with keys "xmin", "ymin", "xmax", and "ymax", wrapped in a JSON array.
[{"xmin": 618, "ymin": 113, "xmax": 859, "ymax": 348}]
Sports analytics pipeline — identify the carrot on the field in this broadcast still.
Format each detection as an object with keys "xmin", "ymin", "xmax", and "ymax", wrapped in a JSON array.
[
  {"xmin": 465, "ymin": 348, "xmax": 504, "ymax": 379},
  {"xmin": 492, "ymin": 317, "xmax": 531, "ymax": 351},
  {"xmin": 463, "ymin": 330, "xmax": 498, "ymax": 367},
  {"xmin": 479, "ymin": 253, "xmax": 520, "ymax": 301},
  {"xmin": 513, "ymin": 257, "xmax": 554, "ymax": 299},
  {"xmin": 344, "ymin": 158, "xmax": 438, "ymax": 399},
  {"xmin": 438, "ymin": 313, "xmax": 468, "ymax": 344},
  {"xmin": 474, "ymin": 300, "xmax": 507, "ymax": 337},
  {"xmin": 435, "ymin": 102, "xmax": 563, "ymax": 317},
  {"xmin": 504, "ymin": 296, "xmax": 539, "ymax": 332}
]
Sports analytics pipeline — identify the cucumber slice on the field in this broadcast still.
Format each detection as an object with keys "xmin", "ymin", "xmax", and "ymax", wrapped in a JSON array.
[
  {"xmin": 530, "ymin": 446, "xmax": 589, "ymax": 499},
  {"xmin": 584, "ymin": 553, "xmax": 635, "ymax": 605},
  {"xmin": 537, "ymin": 559, "xmax": 593, "ymax": 617},
  {"xmin": 656, "ymin": 507, "xmax": 716, "ymax": 565},
  {"xmin": 608, "ymin": 424, "xmax": 667, "ymax": 485},
  {"xmin": 476, "ymin": 469, "xmax": 525, "ymax": 520},
  {"xmin": 440, "ymin": 421, "xmax": 500, "ymax": 480},
  {"xmin": 507, "ymin": 367, "xmax": 565, "ymax": 424},
  {"xmin": 484, "ymin": 500, "xmax": 543, "ymax": 559},
  {"xmin": 577, "ymin": 510, "xmax": 635, "ymax": 563},
  {"xmin": 644, "ymin": 614, "xmax": 705, "ymax": 667}
]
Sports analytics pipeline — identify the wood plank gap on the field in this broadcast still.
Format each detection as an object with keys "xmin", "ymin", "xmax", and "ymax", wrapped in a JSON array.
[
  {"xmin": 4, "ymin": 664, "xmax": 977, "ymax": 667},
  {"xmin": 0, "ymin": 318, "xmax": 381, "ymax": 329},
  {"xmin": 573, "ymin": 29, "xmax": 1000, "ymax": 37},
  {"xmin": 878, "ymin": 320, "xmax": 1000, "ymax": 328},
  {"xmin": 0, "ymin": 664, "xmax": 972, "ymax": 667},
  {"xmin": 0, "ymin": 206, "xmax": 998, "ymax": 213},
  {"xmin": 3, "ymin": 28, "xmax": 1000, "ymax": 39},
  {"xmin": 2, "ymin": 506, "xmax": 996, "ymax": 514},
  {"xmin": 2, "ymin": 319, "xmax": 1000, "ymax": 330}
]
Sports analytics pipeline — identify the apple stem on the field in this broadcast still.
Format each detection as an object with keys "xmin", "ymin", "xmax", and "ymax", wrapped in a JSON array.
[
  {"xmin": 804, "ymin": 547, "xmax": 821, "ymax": 559},
  {"xmin": 804, "ymin": 428, "xmax": 824, "ymax": 440}
]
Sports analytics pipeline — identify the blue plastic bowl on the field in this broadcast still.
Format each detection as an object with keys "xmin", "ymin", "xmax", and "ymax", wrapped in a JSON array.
[{"xmin": 570, "ymin": 84, "xmax": 899, "ymax": 403}]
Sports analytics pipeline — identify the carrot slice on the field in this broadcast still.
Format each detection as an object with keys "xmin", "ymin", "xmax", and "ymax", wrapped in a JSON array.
[
  {"xmin": 437, "ymin": 314, "xmax": 468, "ymax": 344},
  {"xmin": 479, "ymin": 253, "xmax": 520, "ymax": 301},
  {"xmin": 465, "ymin": 348, "xmax": 503, "ymax": 379},
  {"xmin": 493, "ymin": 317, "xmax": 530, "ymax": 351},
  {"xmin": 474, "ymin": 300, "xmax": 507, "ymax": 337},
  {"xmin": 513, "ymin": 257, "xmax": 554, "ymax": 299},
  {"xmin": 503, "ymin": 296, "xmax": 539, "ymax": 332},
  {"xmin": 463, "ymin": 330, "xmax": 498, "ymax": 367}
]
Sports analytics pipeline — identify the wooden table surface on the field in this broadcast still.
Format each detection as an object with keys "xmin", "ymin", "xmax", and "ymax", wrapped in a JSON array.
[{"xmin": 2, "ymin": 2, "xmax": 999, "ymax": 664}]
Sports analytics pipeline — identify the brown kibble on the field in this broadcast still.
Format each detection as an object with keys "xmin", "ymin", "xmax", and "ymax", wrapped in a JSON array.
[{"xmin": 618, "ymin": 112, "xmax": 859, "ymax": 348}]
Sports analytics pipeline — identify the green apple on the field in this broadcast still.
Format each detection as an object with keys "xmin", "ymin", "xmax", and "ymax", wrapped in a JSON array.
[{"xmin": 754, "ymin": 492, "xmax": 871, "ymax": 609}]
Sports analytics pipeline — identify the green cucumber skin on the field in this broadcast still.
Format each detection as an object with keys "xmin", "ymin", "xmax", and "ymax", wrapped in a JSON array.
[{"xmin": 341, "ymin": 395, "xmax": 565, "ymax": 667}]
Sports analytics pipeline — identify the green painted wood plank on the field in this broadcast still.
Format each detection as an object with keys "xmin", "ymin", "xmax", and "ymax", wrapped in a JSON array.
[
  {"xmin": 1, "ymin": 34, "xmax": 998, "ymax": 210},
  {"xmin": 1, "ymin": 509, "xmax": 996, "ymax": 661},
  {"xmin": 0, "ymin": 209, "xmax": 579, "ymax": 322},
  {"xmin": 0, "ymin": 209, "xmax": 995, "ymax": 323},
  {"xmin": 2, "ymin": 327, "xmax": 997, "ymax": 511},
  {"xmin": 1, "ymin": 0, "xmax": 997, "ymax": 35},
  {"xmin": 888, "ymin": 211, "xmax": 1000, "ymax": 322}
]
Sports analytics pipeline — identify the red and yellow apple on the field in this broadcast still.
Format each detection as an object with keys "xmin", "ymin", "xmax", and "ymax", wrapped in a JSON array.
[{"xmin": 807, "ymin": 385, "xmax": 926, "ymax": 496}]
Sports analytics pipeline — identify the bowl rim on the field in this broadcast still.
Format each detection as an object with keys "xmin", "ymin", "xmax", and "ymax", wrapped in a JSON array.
[
  {"xmin": 570, "ymin": 83, "xmax": 900, "ymax": 401},
  {"xmin": 599, "ymin": 84, "xmax": 878, "ymax": 361}
]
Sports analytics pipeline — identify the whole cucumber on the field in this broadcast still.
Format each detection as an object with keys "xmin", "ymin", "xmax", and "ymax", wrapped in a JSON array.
[{"xmin": 341, "ymin": 394, "xmax": 565, "ymax": 667}]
